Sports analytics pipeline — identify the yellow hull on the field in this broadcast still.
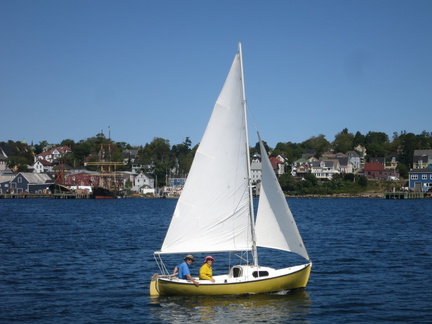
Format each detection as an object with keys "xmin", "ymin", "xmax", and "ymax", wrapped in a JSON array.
[{"xmin": 150, "ymin": 263, "xmax": 311, "ymax": 296}]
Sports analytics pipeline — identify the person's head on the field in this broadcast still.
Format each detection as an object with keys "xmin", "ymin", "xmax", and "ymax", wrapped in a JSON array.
[
  {"xmin": 184, "ymin": 254, "xmax": 196, "ymax": 264},
  {"xmin": 204, "ymin": 256, "xmax": 214, "ymax": 264}
]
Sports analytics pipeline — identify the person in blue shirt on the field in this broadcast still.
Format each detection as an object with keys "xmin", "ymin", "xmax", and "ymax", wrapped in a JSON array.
[{"xmin": 173, "ymin": 254, "xmax": 200, "ymax": 286}]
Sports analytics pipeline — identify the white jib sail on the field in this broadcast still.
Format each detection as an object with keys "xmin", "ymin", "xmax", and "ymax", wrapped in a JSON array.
[
  {"xmin": 255, "ymin": 138, "xmax": 310, "ymax": 261},
  {"xmin": 159, "ymin": 52, "xmax": 252, "ymax": 254}
]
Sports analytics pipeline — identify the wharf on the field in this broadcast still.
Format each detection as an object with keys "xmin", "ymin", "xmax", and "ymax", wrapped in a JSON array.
[
  {"xmin": 0, "ymin": 193, "xmax": 91, "ymax": 199},
  {"xmin": 384, "ymin": 192, "xmax": 425, "ymax": 199}
]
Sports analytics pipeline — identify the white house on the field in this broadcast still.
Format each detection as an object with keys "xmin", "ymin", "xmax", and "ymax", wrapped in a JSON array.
[
  {"xmin": 311, "ymin": 160, "xmax": 340, "ymax": 180},
  {"xmin": 346, "ymin": 151, "xmax": 361, "ymax": 171},
  {"xmin": 134, "ymin": 172, "xmax": 154, "ymax": 191},
  {"xmin": 32, "ymin": 160, "xmax": 54, "ymax": 173},
  {"xmin": 250, "ymin": 153, "xmax": 262, "ymax": 183},
  {"xmin": 36, "ymin": 146, "xmax": 71, "ymax": 164}
]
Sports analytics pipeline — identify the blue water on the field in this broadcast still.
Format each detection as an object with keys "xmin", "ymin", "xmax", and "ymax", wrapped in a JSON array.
[{"xmin": 1, "ymin": 198, "xmax": 431, "ymax": 323}]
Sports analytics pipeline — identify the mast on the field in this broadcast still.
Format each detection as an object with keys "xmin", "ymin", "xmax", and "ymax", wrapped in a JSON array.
[{"xmin": 238, "ymin": 42, "xmax": 258, "ymax": 267}]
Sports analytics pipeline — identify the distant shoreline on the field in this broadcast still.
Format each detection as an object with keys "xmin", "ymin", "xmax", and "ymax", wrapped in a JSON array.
[
  {"xmin": 287, "ymin": 193, "xmax": 384, "ymax": 198},
  {"xmin": 2, "ymin": 192, "xmax": 430, "ymax": 199}
]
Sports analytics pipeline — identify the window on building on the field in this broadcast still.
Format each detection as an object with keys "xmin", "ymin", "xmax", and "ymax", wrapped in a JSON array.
[
  {"xmin": 411, "ymin": 175, "xmax": 418, "ymax": 180},
  {"xmin": 422, "ymin": 175, "xmax": 427, "ymax": 180}
]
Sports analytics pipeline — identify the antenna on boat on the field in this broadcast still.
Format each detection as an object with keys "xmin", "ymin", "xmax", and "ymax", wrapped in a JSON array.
[{"xmin": 238, "ymin": 42, "xmax": 258, "ymax": 267}]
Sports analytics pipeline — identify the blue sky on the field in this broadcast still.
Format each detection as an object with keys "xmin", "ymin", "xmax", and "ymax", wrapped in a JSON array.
[{"xmin": 1, "ymin": 0, "xmax": 431, "ymax": 149}]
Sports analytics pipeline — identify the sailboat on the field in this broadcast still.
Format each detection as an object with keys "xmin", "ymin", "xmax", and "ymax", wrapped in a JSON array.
[{"xmin": 150, "ymin": 43, "xmax": 311, "ymax": 296}]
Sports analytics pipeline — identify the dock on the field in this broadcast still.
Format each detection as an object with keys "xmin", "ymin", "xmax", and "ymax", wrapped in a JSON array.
[
  {"xmin": 384, "ymin": 192, "xmax": 425, "ymax": 199},
  {"xmin": 0, "ymin": 193, "xmax": 91, "ymax": 199}
]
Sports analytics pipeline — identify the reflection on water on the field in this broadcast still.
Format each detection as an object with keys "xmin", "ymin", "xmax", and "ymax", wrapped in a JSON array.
[{"xmin": 150, "ymin": 289, "xmax": 311, "ymax": 323}]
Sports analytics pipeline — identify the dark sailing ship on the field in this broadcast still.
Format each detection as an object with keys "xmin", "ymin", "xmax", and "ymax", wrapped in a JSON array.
[{"xmin": 86, "ymin": 143, "xmax": 124, "ymax": 199}]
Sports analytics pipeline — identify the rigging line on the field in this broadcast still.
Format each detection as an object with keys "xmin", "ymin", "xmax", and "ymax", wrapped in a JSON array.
[{"xmin": 245, "ymin": 99, "xmax": 260, "ymax": 142}]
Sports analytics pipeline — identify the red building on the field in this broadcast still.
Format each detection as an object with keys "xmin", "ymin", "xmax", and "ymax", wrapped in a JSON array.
[
  {"xmin": 64, "ymin": 172, "xmax": 99, "ymax": 187},
  {"xmin": 364, "ymin": 162, "xmax": 399, "ymax": 180}
]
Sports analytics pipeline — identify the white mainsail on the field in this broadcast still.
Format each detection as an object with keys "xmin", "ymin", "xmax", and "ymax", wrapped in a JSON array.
[
  {"xmin": 255, "ymin": 138, "xmax": 310, "ymax": 260},
  {"xmin": 159, "ymin": 52, "xmax": 252, "ymax": 254}
]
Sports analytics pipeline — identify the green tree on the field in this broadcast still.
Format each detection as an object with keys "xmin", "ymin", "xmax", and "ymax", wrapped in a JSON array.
[
  {"xmin": 386, "ymin": 132, "xmax": 401, "ymax": 155},
  {"xmin": 273, "ymin": 142, "xmax": 303, "ymax": 163},
  {"xmin": 278, "ymin": 173, "xmax": 297, "ymax": 192},
  {"xmin": 116, "ymin": 141, "xmax": 133, "ymax": 150},
  {"xmin": 417, "ymin": 131, "xmax": 432, "ymax": 149},
  {"xmin": 124, "ymin": 158, "xmax": 133, "ymax": 172},
  {"xmin": 180, "ymin": 144, "xmax": 198, "ymax": 177},
  {"xmin": 138, "ymin": 138, "xmax": 173, "ymax": 187},
  {"xmin": 357, "ymin": 175, "xmax": 367, "ymax": 187},
  {"xmin": 171, "ymin": 137, "xmax": 193, "ymax": 175},
  {"xmin": 303, "ymin": 173, "xmax": 318, "ymax": 186},
  {"xmin": 363, "ymin": 131, "xmax": 390, "ymax": 159},
  {"xmin": 343, "ymin": 173, "xmax": 355, "ymax": 182},
  {"xmin": 398, "ymin": 132, "xmax": 418, "ymax": 167},
  {"xmin": 366, "ymin": 143, "xmax": 387, "ymax": 159},
  {"xmin": 397, "ymin": 162, "xmax": 409, "ymax": 179},
  {"xmin": 251, "ymin": 140, "xmax": 271, "ymax": 158},
  {"xmin": 71, "ymin": 141, "xmax": 92, "ymax": 166},
  {"xmin": 2, "ymin": 141, "xmax": 34, "ymax": 171},
  {"xmin": 61, "ymin": 151, "xmax": 76, "ymax": 167},
  {"xmin": 6, "ymin": 155, "xmax": 30, "ymax": 172},
  {"xmin": 301, "ymin": 135, "xmax": 330, "ymax": 157},
  {"xmin": 365, "ymin": 131, "xmax": 389, "ymax": 145},
  {"xmin": 333, "ymin": 128, "xmax": 354, "ymax": 153},
  {"xmin": 125, "ymin": 178, "xmax": 133, "ymax": 195},
  {"xmin": 353, "ymin": 131, "xmax": 366, "ymax": 147},
  {"xmin": 33, "ymin": 140, "xmax": 49, "ymax": 154},
  {"xmin": 171, "ymin": 137, "xmax": 192, "ymax": 157},
  {"xmin": 139, "ymin": 138, "xmax": 172, "ymax": 165},
  {"xmin": 60, "ymin": 139, "xmax": 75, "ymax": 148}
]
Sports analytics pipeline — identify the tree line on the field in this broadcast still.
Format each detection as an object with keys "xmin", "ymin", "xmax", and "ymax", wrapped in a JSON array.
[{"xmin": 2, "ymin": 129, "xmax": 431, "ymax": 188}]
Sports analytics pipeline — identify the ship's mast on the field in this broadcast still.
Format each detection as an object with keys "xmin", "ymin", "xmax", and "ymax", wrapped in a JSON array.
[{"xmin": 238, "ymin": 42, "xmax": 258, "ymax": 267}]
